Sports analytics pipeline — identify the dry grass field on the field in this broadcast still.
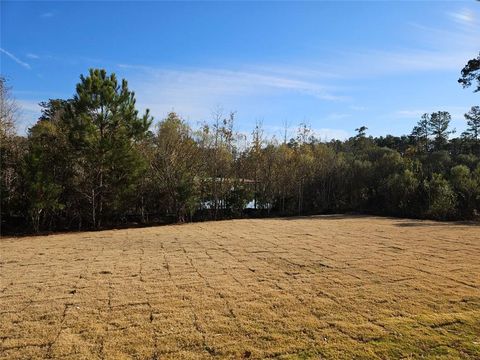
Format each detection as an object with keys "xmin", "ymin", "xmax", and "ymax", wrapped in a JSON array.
[{"xmin": 1, "ymin": 216, "xmax": 479, "ymax": 359}]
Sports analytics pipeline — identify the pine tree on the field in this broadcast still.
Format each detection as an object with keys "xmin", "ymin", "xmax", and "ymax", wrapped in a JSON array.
[
  {"xmin": 428, "ymin": 111, "xmax": 454, "ymax": 151},
  {"xmin": 411, "ymin": 113, "xmax": 430, "ymax": 152},
  {"xmin": 463, "ymin": 106, "xmax": 480, "ymax": 141},
  {"xmin": 69, "ymin": 69, "xmax": 152, "ymax": 228},
  {"xmin": 459, "ymin": 53, "xmax": 480, "ymax": 93}
]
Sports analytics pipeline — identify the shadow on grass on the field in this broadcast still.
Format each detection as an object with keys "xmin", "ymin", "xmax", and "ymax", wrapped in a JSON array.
[
  {"xmin": 280, "ymin": 214, "xmax": 480, "ymax": 227},
  {"xmin": 281, "ymin": 213, "xmax": 372, "ymax": 221},
  {"xmin": 395, "ymin": 221, "xmax": 480, "ymax": 227}
]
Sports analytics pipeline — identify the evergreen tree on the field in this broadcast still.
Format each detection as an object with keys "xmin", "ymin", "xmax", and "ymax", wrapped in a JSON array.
[
  {"xmin": 69, "ymin": 69, "xmax": 152, "ymax": 228},
  {"xmin": 459, "ymin": 52, "xmax": 480, "ymax": 93},
  {"xmin": 411, "ymin": 113, "xmax": 430, "ymax": 152},
  {"xmin": 428, "ymin": 111, "xmax": 454, "ymax": 151},
  {"xmin": 463, "ymin": 106, "xmax": 480, "ymax": 141},
  {"xmin": 23, "ymin": 121, "xmax": 67, "ymax": 232}
]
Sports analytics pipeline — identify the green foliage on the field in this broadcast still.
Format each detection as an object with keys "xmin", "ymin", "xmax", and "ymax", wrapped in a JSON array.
[
  {"xmin": 461, "ymin": 106, "xmax": 480, "ymax": 156},
  {"xmin": 226, "ymin": 183, "xmax": 253, "ymax": 216},
  {"xmin": 411, "ymin": 112, "xmax": 454, "ymax": 153},
  {"xmin": 382, "ymin": 170, "xmax": 420, "ymax": 215},
  {"xmin": 4, "ymin": 65, "xmax": 480, "ymax": 234},
  {"xmin": 424, "ymin": 174, "xmax": 457, "ymax": 220},
  {"xmin": 463, "ymin": 106, "xmax": 480, "ymax": 140},
  {"xmin": 450, "ymin": 165, "xmax": 480, "ymax": 218},
  {"xmin": 428, "ymin": 111, "xmax": 454, "ymax": 151},
  {"xmin": 24, "ymin": 121, "xmax": 66, "ymax": 231},
  {"xmin": 458, "ymin": 52, "xmax": 480, "ymax": 92},
  {"xmin": 17, "ymin": 69, "xmax": 152, "ymax": 230},
  {"xmin": 151, "ymin": 112, "xmax": 201, "ymax": 221},
  {"xmin": 69, "ymin": 69, "xmax": 152, "ymax": 227},
  {"xmin": 426, "ymin": 150, "xmax": 452, "ymax": 176},
  {"xmin": 411, "ymin": 113, "xmax": 430, "ymax": 153}
]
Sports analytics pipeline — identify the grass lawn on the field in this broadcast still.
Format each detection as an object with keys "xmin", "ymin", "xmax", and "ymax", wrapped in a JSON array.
[{"xmin": 1, "ymin": 216, "xmax": 479, "ymax": 359}]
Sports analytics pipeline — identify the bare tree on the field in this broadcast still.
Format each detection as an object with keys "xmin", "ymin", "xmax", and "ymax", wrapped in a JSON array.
[
  {"xmin": 0, "ymin": 77, "xmax": 18, "ymax": 141},
  {"xmin": 0, "ymin": 77, "xmax": 22, "ymax": 232}
]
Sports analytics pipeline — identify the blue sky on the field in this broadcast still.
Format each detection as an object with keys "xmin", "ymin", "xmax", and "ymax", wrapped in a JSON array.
[{"xmin": 1, "ymin": 1, "xmax": 479, "ymax": 140}]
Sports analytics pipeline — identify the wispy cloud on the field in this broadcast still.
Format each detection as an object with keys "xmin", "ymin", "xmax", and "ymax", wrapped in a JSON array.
[
  {"xmin": 395, "ymin": 110, "xmax": 426, "ymax": 119},
  {"xmin": 0, "ymin": 48, "xmax": 31, "ymax": 69},
  {"xmin": 339, "ymin": 12, "xmax": 479, "ymax": 77},
  {"xmin": 118, "ymin": 64, "xmax": 344, "ymax": 122},
  {"xmin": 40, "ymin": 12, "xmax": 54, "ymax": 18},
  {"xmin": 395, "ymin": 107, "xmax": 468, "ymax": 121},
  {"xmin": 350, "ymin": 105, "xmax": 367, "ymax": 111},
  {"xmin": 448, "ymin": 8, "xmax": 476, "ymax": 26},
  {"xmin": 335, "ymin": 47, "xmax": 475, "ymax": 78},
  {"xmin": 119, "ymin": 65, "xmax": 342, "ymax": 100},
  {"xmin": 17, "ymin": 99, "xmax": 41, "ymax": 113},
  {"xmin": 10, "ymin": 4, "xmax": 478, "ymax": 137},
  {"xmin": 325, "ymin": 112, "xmax": 350, "ymax": 120},
  {"xmin": 117, "ymin": 9, "xmax": 479, "ymax": 127},
  {"xmin": 375, "ymin": 49, "xmax": 469, "ymax": 72}
]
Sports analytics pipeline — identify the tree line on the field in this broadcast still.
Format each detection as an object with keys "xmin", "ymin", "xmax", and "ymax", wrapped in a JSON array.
[{"xmin": 1, "ymin": 54, "xmax": 479, "ymax": 234}]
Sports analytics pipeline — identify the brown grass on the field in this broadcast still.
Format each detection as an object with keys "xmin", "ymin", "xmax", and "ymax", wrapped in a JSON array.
[{"xmin": 1, "ymin": 215, "xmax": 479, "ymax": 359}]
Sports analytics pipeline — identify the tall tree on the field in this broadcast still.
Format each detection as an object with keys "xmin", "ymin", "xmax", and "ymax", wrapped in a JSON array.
[
  {"xmin": 0, "ymin": 77, "xmax": 24, "ymax": 232},
  {"xmin": 249, "ymin": 121, "xmax": 264, "ymax": 209},
  {"xmin": 428, "ymin": 111, "xmax": 454, "ymax": 151},
  {"xmin": 150, "ymin": 112, "xmax": 201, "ymax": 222},
  {"xmin": 411, "ymin": 113, "xmax": 430, "ymax": 152},
  {"xmin": 200, "ymin": 110, "xmax": 236, "ymax": 219},
  {"xmin": 23, "ymin": 121, "xmax": 67, "ymax": 232},
  {"xmin": 69, "ymin": 69, "xmax": 152, "ymax": 228},
  {"xmin": 0, "ymin": 77, "xmax": 17, "ymax": 139},
  {"xmin": 459, "ymin": 53, "xmax": 480, "ymax": 93},
  {"xmin": 22, "ymin": 100, "xmax": 78, "ymax": 231},
  {"xmin": 355, "ymin": 126, "xmax": 368, "ymax": 139},
  {"xmin": 463, "ymin": 106, "xmax": 480, "ymax": 141}
]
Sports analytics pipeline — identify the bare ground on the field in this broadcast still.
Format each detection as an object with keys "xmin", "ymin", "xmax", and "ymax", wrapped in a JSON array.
[{"xmin": 0, "ymin": 216, "xmax": 479, "ymax": 359}]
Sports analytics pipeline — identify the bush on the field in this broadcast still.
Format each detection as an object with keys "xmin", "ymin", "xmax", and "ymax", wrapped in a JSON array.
[{"xmin": 425, "ymin": 174, "xmax": 456, "ymax": 220}]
